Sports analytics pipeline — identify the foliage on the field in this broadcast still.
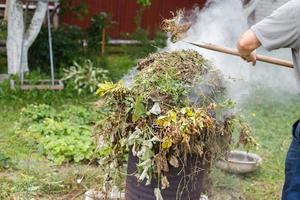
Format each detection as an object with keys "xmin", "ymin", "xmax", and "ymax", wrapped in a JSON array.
[
  {"xmin": 63, "ymin": 59, "xmax": 109, "ymax": 94},
  {"xmin": 28, "ymin": 119, "xmax": 94, "ymax": 165},
  {"xmin": 94, "ymin": 50, "xmax": 256, "ymax": 197},
  {"xmin": 29, "ymin": 25, "xmax": 85, "ymax": 72},
  {"xmin": 21, "ymin": 104, "xmax": 56, "ymax": 122},
  {"xmin": 18, "ymin": 104, "xmax": 100, "ymax": 165},
  {"xmin": 136, "ymin": 0, "xmax": 151, "ymax": 7},
  {"xmin": 88, "ymin": 12, "xmax": 114, "ymax": 52}
]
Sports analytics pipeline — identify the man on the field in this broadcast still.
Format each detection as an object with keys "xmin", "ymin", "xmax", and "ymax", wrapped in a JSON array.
[{"xmin": 237, "ymin": 1, "xmax": 300, "ymax": 199}]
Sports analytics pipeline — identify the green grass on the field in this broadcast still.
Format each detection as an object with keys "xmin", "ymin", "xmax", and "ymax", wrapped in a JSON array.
[
  {"xmin": 211, "ymin": 88, "xmax": 300, "ymax": 200},
  {"xmin": 105, "ymin": 55, "xmax": 136, "ymax": 82}
]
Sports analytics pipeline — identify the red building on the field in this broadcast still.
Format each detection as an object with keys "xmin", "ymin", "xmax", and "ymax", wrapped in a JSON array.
[{"xmin": 61, "ymin": 0, "xmax": 207, "ymax": 38}]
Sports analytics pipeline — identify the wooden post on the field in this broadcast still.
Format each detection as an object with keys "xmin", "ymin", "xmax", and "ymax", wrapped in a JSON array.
[
  {"xmin": 101, "ymin": 28, "xmax": 106, "ymax": 56},
  {"xmin": 53, "ymin": 2, "xmax": 60, "ymax": 30}
]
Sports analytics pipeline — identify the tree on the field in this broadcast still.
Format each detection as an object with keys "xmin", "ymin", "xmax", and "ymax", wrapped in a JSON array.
[{"xmin": 7, "ymin": 0, "xmax": 48, "ymax": 74}]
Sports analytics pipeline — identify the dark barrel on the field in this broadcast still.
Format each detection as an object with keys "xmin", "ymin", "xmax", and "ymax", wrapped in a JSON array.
[{"xmin": 125, "ymin": 152, "xmax": 206, "ymax": 200}]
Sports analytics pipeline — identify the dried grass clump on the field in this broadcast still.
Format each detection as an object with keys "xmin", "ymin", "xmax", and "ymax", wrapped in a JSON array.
[{"xmin": 161, "ymin": 10, "xmax": 191, "ymax": 43}]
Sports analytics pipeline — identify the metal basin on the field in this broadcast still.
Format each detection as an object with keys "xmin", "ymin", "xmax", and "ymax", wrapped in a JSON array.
[{"xmin": 216, "ymin": 150, "xmax": 262, "ymax": 174}]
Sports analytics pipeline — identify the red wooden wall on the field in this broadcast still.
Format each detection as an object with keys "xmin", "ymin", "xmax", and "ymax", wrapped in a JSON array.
[{"xmin": 61, "ymin": 0, "xmax": 206, "ymax": 38}]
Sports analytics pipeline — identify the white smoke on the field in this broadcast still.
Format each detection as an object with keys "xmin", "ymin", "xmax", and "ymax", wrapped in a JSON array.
[{"xmin": 164, "ymin": 0, "xmax": 297, "ymax": 104}]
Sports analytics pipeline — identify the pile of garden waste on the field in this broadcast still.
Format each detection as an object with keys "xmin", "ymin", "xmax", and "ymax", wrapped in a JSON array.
[{"xmin": 94, "ymin": 50, "xmax": 256, "ymax": 197}]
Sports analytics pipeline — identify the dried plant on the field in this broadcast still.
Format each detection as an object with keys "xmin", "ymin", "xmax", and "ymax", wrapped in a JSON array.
[{"xmin": 161, "ymin": 10, "xmax": 192, "ymax": 43}]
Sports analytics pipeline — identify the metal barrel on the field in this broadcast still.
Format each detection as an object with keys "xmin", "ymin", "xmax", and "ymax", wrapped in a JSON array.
[{"xmin": 125, "ymin": 152, "xmax": 206, "ymax": 200}]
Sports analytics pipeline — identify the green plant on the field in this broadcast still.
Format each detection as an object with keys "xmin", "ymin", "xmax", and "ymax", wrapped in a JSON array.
[
  {"xmin": 88, "ymin": 12, "xmax": 114, "ymax": 52},
  {"xmin": 29, "ymin": 119, "xmax": 95, "ymax": 165},
  {"xmin": 136, "ymin": 0, "xmax": 151, "ymax": 7},
  {"xmin": 29, "ymin": 25, "xmax": 85, "ymax": 72},
  {"xmin": 21, "ymin": 104, "xmax": 56, "ymax": 122},
  {"xmin": 63, "ymin": 59, "xmax": 109, "ymax": 94},
  {"xmin": 58, "ymin": 105, "xmax": 98, "ymax": 125},
  {"xmin": 18, "ymin": 104, "xmax": 100, "ymax": 165}
]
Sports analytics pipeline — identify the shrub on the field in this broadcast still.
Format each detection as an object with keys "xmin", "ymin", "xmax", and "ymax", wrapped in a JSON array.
[
  {"xmin": 29, "ymin": 25, "xmax": 85, "ymax": 73},
  {"xmin": 87, "ymin": 12, "xmax": 113, "ymax": 53},
  {"xmin": 63, "ymin": 59, "xmax": 109, "ymax": 94}
]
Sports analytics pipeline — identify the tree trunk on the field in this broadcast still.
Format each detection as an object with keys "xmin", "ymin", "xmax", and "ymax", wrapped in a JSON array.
[
  {"xmin": 7, "ymin": 0, "xmax": 24, "ymax": 74},
  {"xmin": 7, "ymin": 0, "xmax": 48, "ymax": 75}
]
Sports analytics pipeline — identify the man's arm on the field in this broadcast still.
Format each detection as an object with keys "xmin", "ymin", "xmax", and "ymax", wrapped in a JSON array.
[
  {"xmin": 237, "ymin": 29, "xmax": 261, "ymax": 65},
  {"xmin": 237, "ymin": 0, "xmax": 299, "ymax": 65}
]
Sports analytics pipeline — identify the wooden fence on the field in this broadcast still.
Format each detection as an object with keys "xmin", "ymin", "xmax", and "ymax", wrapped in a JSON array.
[{"xmin": 61, "ymin": 0, "xmax": 206, "ymax": 38}]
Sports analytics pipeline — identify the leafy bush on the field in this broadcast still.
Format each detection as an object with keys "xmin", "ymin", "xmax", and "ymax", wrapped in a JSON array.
[
  {"xmin": 63, "ymin": 60, "xmax": 109, "ymax": 94},
  {"xmin": 88, "ymin": 12, "xmax": 113, "ymax": 52},
  {"xmin": 29, "ymin": 25, "xmax": 85, "ymax": 73},
  {"xmin": 18, "ymin": 104, "xmax": 100, "ymax": 165},
  {"xmin": 28, "ymin": 119, "xmax": 94, "ymax": 165}
]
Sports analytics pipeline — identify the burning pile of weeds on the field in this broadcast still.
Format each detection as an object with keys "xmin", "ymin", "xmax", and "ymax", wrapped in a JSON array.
[{"xmin": 94, "ymin": 50, "xmax": 256, "ymax": 196}]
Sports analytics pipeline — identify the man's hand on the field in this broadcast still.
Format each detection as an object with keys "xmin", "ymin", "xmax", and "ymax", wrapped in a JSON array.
[
  {"xmin": 241, "ymin": 50, "xmax": 257, "ymax": 66},
  {"xmin": 237, "ymin": 30, "xmax": 261, "ymax": 66}
]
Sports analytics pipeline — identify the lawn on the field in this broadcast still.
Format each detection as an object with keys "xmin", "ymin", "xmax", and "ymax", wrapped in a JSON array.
[{"xmin": 211, "ymin": 88, "xmax": 300, "ymax": 200}]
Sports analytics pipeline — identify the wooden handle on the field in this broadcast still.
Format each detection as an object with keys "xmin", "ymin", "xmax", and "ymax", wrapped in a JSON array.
[{"xmin": 185, "ymin": 42, "xmax": 294, "ymax": 68}]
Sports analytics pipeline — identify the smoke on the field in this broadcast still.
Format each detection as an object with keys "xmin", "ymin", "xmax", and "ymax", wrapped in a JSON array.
[{"xmin": 164, "ymin": 0, "xmax": 298, "ymax": 105}]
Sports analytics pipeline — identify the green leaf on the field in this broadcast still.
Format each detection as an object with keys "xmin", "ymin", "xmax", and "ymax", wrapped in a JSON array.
[{"xmin": 132, "ymin": 96, "xmax": 146, "ymax": 122}]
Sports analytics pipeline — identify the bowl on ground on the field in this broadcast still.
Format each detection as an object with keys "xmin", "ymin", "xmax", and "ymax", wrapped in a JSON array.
[{"xmin": 216, "ymin": 150, "xmax": 262, "ymax": 174}]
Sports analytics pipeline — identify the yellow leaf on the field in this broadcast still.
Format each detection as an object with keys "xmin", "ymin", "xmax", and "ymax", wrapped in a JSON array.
[
  {"xmin": 186, "ymin": 109, "xmax": 194, "ymax": 118},
  {"xmin": 156, "ymin": 115, "xmax": 172, "ymax": 127},
  {"xmin": 162, "ymin": 137, "xmax": 173, "ymax": 149},
  {"xmin": 96, "ymin": 82, "xmax": 116, "ymax": 96},
  {"xmin": 156, "ymin": 117, "xmax": 164, "ymax": 126},
  {"xmin": 180, "ymin": 107, "xmax": 194, "ymax": 118},
  {"xmin": 168, "ymin": 110, "xmax": 177, "ymax": 123}
]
